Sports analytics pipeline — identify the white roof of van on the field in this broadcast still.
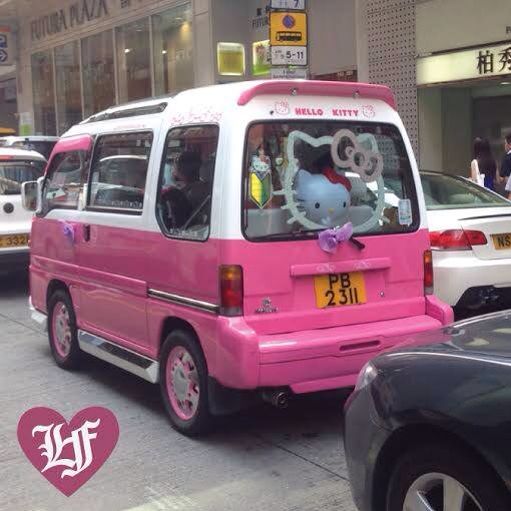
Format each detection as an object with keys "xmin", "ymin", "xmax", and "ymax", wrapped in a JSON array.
[
  {"xmin": 0, "ymin": 147, "xmax": 47, "ymax": 161},
  {"xmin": 64, "ymin": 80, "xmax": 397, "ymax": 137}
]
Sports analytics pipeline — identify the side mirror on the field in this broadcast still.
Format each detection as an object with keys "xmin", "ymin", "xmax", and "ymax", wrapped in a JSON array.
[{"xmin": 21, "ymin": 176, "xmax": 44, "ymax": 213}]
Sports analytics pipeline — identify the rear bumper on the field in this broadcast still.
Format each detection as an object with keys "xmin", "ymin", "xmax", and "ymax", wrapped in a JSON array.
[
  {"xmin": 433, "ymin": 251, "xmax": 511, "ymax": 306},
  {"xmin": 213, "ymin": 297, "xmax": 452, "ymax": 393},
  {"xmin": 258, "ymin": 314, "xmax": 445, "ymax": 393}
]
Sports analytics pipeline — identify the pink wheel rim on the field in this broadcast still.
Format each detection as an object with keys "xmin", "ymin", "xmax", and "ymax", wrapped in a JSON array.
[
  {"xmin": 166, "ymin": 346, "xmax": 200, "ymax": 421},
  {"xmin": 52, "ymin": 302, "xmax": 72, "ymax": 358}
]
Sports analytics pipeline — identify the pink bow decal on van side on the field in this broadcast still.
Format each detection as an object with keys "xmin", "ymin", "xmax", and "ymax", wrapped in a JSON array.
[
  {"xmin": 60, "ymin": 221, "xmax": 76, "ymax": 245},
  {"xmin": 318, "ymin": 222, "xmax": 353, "ymax": 254}
]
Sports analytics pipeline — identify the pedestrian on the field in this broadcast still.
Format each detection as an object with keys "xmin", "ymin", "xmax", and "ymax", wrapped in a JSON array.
[
  {"xmin": 470, "ymin": 137, "xmax": 497, "ymax": 191},
  {"xmin": 501, "ymin": 133, "xmax": 511, "ymax": 199}
]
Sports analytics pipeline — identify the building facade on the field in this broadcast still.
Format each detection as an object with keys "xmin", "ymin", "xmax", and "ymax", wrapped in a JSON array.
[
  {"xmin": 0, "ymin": 0, "xmax": 357, "ymax": 136},
  {"xmin": 14, "ymin": 0, "xmax": 209, "ymax": 136},
  {"xmin": 357, "ymin": 0, "xmax": 511, "ymax": 177},
  {"xmin": 9, "ymin": 0, "xmax": 507, "ymax": 178}
]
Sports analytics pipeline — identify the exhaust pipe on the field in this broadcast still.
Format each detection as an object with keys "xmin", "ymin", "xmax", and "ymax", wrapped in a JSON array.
[{"xmin": 261, "ymin": 388, "xmax": 289, "ymax": 409}]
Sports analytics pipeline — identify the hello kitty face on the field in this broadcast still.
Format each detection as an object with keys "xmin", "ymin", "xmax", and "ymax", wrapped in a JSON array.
[
  {"xmin": 362, "ymin": 105, "xmax": 375, "ymax": 119},
  {"xmin": 295, "ymin": 169, "xmax": 351, "ymax": 227},
  {"xmin": 250, "ymin": 154, "xmax": 271, "ymax": 177},
  {"xmin": 275, "ymin": 101, "xmax": 290, "ymax": 115}
]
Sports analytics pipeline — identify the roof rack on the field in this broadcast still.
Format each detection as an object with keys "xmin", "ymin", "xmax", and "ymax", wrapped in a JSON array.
[{"xmin": 83, "ymin": 101, "xmax": 169, "ymax": 124}]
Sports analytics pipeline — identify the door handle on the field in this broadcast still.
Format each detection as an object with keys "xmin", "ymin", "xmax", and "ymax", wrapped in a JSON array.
[{"xmin": 83, "ymin": 224, "xmax": 91, "ymax": 242}]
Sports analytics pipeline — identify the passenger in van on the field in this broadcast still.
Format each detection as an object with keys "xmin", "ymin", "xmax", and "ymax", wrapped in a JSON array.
[
  {"xmin": 174, "ymin": 151, "xmax": 209, "ymax": 207},
  {"xmin": 161, "ymin": 187, "xmax": 194, "ymax": 228}
]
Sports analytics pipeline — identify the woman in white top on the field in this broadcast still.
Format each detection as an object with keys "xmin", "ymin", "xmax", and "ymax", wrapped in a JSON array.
[{"xmin": 471, "ymin": 137, "xmax": 497, "ymax": 191}]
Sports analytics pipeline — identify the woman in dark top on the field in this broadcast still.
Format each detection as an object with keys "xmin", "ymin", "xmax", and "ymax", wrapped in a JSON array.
[{"xmin": 471, "ymin": 137, "xmax": 497, "ymax": 191}]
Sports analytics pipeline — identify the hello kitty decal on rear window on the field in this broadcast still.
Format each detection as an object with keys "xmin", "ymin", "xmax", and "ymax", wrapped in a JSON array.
[
  {"xmin": 274, "ymin": 129, "xmax": 384, "ymax": 233},
  {"xmin": 243, "ymin": 121, "xmax": 416, "ymax": 240}
]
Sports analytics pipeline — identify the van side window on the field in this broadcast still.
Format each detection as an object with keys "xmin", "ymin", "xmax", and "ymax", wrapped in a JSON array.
[
  {"xmin": 88, "ymin": 132, "xmax": 152, "ymax": 213},
  {"xmin": 156, "ymin": 125, "xmax": 219, "ymax": 241},
  {"xmin": 44, "ymin": 150, "xmax": 88, "ymax": 211}
]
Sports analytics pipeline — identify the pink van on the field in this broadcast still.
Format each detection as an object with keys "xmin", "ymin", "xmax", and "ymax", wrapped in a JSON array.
[{"xmin": 22, "ymin": 80, "xmax": 453, "ymax": 435}]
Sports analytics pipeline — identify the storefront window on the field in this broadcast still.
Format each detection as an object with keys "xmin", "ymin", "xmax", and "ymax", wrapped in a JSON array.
[
  {"xmin": 55, "ymin": 41, "xmax": 82, "ymax": 134},
  {"xmin": 0, "ymin": 78, "xmax": 18, "ymax": 133},
  {"xmin": 32, "ymin": 51, "xmax": 56, "ymax": 136},
  {"xmin": 217, "ymin": 43, "xmax": 245, "ymax": 76},
  {"xmin": 152, "ymin": 4, "xmax": 194, "ymax": 95},
  {"xmin": 252, "ymin": 40, "xmax": 271, "ymax": 76},
  {"xmin": 116, "ymin": 19, "xmax": 152, "ymax": 102},
  {"xmin": 81, "ymin": 30, "xmax": 115, "ymax": 117}
]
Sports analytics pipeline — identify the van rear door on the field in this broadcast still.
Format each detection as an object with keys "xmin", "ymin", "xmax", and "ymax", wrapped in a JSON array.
[{"xmin": 238, "ymin": 117, "xmax": 428, "ymax": 336}]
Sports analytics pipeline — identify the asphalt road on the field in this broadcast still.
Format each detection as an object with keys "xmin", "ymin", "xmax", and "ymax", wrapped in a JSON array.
[{"xmin": 0, "ymin": 272, "xmax": 357, "ymax": 511}]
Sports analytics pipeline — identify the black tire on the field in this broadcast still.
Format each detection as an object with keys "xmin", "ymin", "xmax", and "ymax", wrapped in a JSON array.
[
  {"xmin": 159, "ymin": 329, "xmax": 212, "ymax": 437},
  {"xmin": 387, "ymin": 443, "xmax": 511, "ymax": 511},
  {"xmin": 47, "ymin": 289, "xmax": 82, "ymax": 370}
]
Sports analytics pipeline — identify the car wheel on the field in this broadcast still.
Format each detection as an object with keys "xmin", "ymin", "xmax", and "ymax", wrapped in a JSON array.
[
  {"xmin": 159, "ymin": 330, "xmax": 212, "ymax": 437},
  {"xmin": 48, "ymin": 289, "xmax": 82, "ymax": 370},
  {"xmin": 387, "ymin": 443, "xmax": 511, "ymax": 511}
]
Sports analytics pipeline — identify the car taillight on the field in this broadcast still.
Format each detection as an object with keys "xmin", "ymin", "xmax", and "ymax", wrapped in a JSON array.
[
  {"xmin": 429, "ymin": 229, "xmax": 487, "ymax": 250},
  {"xmin": 424, "ymin": 249, "xmax": 433, "ymax": 295},
  {"xmin": 465, "ymin": 230, "xmax": 488, "ymax": 246},
  {"xmin": 219, "ymin": 265, "xmax": 243, "ymax": 316}
]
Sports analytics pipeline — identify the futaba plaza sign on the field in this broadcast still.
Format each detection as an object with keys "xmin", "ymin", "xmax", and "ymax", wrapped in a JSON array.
[{"xmin": 30, "ymin": 0, "xmax": 109, "ymax": 42}]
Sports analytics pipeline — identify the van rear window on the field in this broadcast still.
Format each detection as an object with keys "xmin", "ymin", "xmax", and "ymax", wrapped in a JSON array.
[{"xmin": 243, "ymin": 121, "xmax": 419, "ymax": 241}]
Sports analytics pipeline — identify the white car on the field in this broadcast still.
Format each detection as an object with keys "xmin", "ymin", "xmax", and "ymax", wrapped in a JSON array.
[
  {"xmin": 0, "ymin": 136, "xmax": 58, "ymax": 160},
  {"xmin": 421, "ymin": 171, "xmax": 511, "ymax": 311},
  {"xmin": 0, "ymin": 148, "xmax": 46, "ymax": 273}
]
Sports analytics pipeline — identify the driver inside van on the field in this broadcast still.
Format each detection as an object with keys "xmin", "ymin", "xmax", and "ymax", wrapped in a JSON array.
[{"xmin": 161, "ymin": 151, "xmax": 210, "ymax": 230}]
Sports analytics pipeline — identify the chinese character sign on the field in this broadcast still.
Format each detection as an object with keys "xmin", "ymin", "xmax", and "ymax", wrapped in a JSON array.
[
  {"xmin": 417, "ymin": 42, "xmax": 511, "ymax": 86},
  {"xmin": 498, "ymin": 46, "xmax": 511, "ymax": 72},
  {"xmin": 477, "ymin": 46, "xmax": 511, "ymax": 76},
  {"xmin": 477, "ymin": 50, "xmax": 494, "ymax": 75}
]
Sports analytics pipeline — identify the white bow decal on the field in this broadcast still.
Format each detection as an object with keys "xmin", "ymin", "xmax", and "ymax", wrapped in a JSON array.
[{"xmin": 331, "ymin": 129, "xmax": 383, "ymax": 183}]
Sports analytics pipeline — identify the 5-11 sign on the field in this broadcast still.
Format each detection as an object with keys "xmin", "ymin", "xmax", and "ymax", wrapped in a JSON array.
[
  {"xmin": 271, "ymin": 46, "xmax": 307, "ymax": 66},
  {"xmin": 271, "ymin": 0, "xmax": 306, "ymax": 10}
]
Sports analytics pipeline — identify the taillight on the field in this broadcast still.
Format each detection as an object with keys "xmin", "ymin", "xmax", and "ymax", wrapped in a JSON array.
[
  {"xmin": 219, "ymin": 265, "xmax": 243, "ymax": 316},
  {"xmin": 465, "ymin": 230, "xmax": 488, "ymax": 246},
  {"xmin": 429, "ymin": 229, "xmax": 487, "ymax": 250},
  {"xmin": 424, "ymin": 249, "xmax": 433, "ymax": 295}
]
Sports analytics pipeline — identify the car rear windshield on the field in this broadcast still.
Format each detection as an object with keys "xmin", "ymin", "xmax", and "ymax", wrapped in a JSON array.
[
  {"xmin": 12, "ymin": 141, "xmax": 56, "ymax": 159},
  {"xmin": 243, "ymin": 121, "xmax": 419, "ymax": 240},
  {"xmin": 0, "ymin": 160, "xmax": 45, "ymax": 195},
  {"xmin": 421, "ymin": 173, "xmax": 511, "ymax": 210}
]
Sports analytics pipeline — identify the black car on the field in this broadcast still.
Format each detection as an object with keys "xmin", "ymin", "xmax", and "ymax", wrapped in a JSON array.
[{"xmin": 344, "ymin": 311, "xmax": 511, "ymax": 511}]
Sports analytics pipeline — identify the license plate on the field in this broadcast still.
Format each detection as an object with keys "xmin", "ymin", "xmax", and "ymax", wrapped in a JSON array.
[
  {"xmin": 0, "ymin": 234, "xmax": 29, "ymax": 248},
  {"xmin": 492, "ymin": 233, "xmax": 511, "ymax": 250},
  {"xmin": 314, "ymin": 272, "xmax": 367, "ymax": 308}
]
